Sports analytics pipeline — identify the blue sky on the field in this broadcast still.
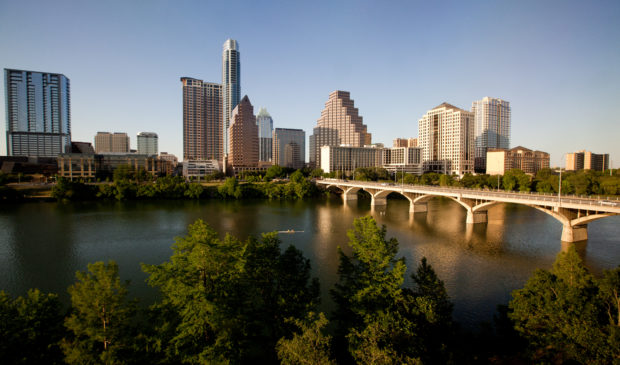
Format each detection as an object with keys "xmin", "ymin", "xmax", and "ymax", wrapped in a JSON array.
[{"xmin": 1, "ymin": 0, "xmax": 619, "ymax": 167}]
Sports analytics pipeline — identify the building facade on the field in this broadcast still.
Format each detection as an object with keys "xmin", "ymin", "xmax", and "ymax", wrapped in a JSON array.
[
  {"xmin": 472, "ymin": 97, "xmax": 511, "ymax": 172},
  {"xmin": 418, "ymin": 103, "xmax": 474, "ymax": 175},
  {"xmin": 256, "ymin": 107, "xmax": 273, "ymax": 162},
  {"xmin": 182, "ymin": 160, "xmax": 220, "ymax": 179},
  {"xmin": 486, "ymin": 146, "xmax": 550, "ymax": 175},
  {"xmin": 566, "ymin": 150, "xmax": 609, "ymax": 171},
  {"xmin": 320, "ymin": 145, "xmax": 382, "ymax": 174},
  {"xmin": 222, "ymin": 39, "xmax": 240, "ymax": 156},
  {"xmin": 382, "ymin": 147, "xmax": 423, "ymax": 175},
  {"xmin": 273, "ymin": 128, "xmax": 305, "ymax": 169},
  {"xmin": 227, "ymin": 96, "xmax": 258, "ymax": 169},
  {"xmin": 180, "ymin": 77, "xmax": 222, "ymax": 161},
  {"xmin": 57, "ymin": 153, "xmax": 159, "ymax": 179},
  {"xmin": 309, "ymin": 90, "xmax": 371, "ymax": 168},
  {"xmin": 158, "ymin": 152, "xmax": 179, "ymax": 175},
  {"xmin": 137, "ymin": 132, "xmax": 158, "ymax": 155},
  {"xmin": 393, "ymin": 138, "xmax": 418, "ymax": 148},
  {"xmin": 5, "ymin": 69, "xmax": 71, "ymax": 157},
  {"xmin": 95, "ymin": 132, "xmax": 130, "ymax": 153}
]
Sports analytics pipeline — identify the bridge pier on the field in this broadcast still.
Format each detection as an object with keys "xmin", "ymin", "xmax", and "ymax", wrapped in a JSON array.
[
  {"xmin": 466, "ymin": 210, "xmax": 488, "ymax": 224},
  {"xmin": 410, "ymin": 202, "xmax": 427, "ymax": 213},
  {"xmin": 561, "ymin": 224, "xmax": 588, "ymax": 243},
  {"xmin": 371, "ymin": 196, "xmax": 387, "ymax": 207}
]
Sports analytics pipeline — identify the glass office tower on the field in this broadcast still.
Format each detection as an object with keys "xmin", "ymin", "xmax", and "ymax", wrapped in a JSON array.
[{"xmin": 5, "ymin": 69, "xmax": 71, "ymax": 157}]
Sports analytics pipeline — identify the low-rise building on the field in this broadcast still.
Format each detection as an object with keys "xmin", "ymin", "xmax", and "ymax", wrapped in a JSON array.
[
  {"xmin": 486, "ymin": 146, "xmax": 549, "ymax": 175},
  {"xmin": 566, "ymin": 150, "xmax": 609, "ymax": 171},
  {"xmin": 320, "ymin": 145, "xmax": 422, "ymax": 175},
  {"xmin": 382, "ymin": 147, "xmax": 423, "ymax": 175},
  {"xmin": 183, "ymin": 160, "xmax": 220, "ymax": 179}
]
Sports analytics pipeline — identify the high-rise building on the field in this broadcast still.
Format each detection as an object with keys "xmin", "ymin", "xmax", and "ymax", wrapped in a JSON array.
[
  {"xmin": 95, "ymin": 132, "xmax": 130, "ymax": 153},
  {"xmin": 222, "ymin": 39, "xmax": 240, "ymax": 156},
  {"xmin": 227, "ymin": 96, "xmax": 258, "ymax": 169},
  {"xmin": 180, "ymin": 77, "xmax": 222, "ymax": 161},
  {"xmin": 309, "ymin": 90, "xmax": 371, "ymax": 168},
  {"xmin": 472, "ymin": 97, "xmax": 511, "ymax": 172},
  {"xmin": 257, "ymin": 108, "xmax": 273, "ymax": 162},
  {"xmin": 5, "ymin": 68, "xmax": 71, "ymax": 157},
  {"xmin": 137, "ymin": 132, "xmax": 158, "ymax": 155},
  {"xmin": 486, "ymin": 146, "xmax": 549, "ymax": 175},
  {"xmin": 566, "ymin": 150, "xmax": 609, "ymax": 171},
  {"xmin": 418, "ymin": 102, "xmax": 474, "ymax": 175},
  {"xmin": 273, "ymin": 128, "xmax": 305, "ymax": 169}
]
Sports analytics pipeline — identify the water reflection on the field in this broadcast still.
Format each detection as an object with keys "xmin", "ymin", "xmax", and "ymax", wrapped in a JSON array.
[{"xmin": 0, "ymin": 198, "xmax": 618, "ymax": 329}]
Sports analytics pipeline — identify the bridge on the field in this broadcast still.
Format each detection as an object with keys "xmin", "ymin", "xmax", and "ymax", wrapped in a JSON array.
[{"xmin": 316, "ymin": 179, "xmax": 620, "ymax": 243}]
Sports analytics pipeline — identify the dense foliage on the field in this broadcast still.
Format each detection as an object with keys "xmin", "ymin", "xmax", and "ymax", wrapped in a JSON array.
[{"xmin": 1, "ymin": 217, "xmax": 618, "ymax": 364}]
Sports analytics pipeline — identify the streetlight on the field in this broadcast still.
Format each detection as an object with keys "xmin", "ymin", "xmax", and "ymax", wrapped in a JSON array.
[{"xmin": 558, "ymin": 153, "xmax": 565, "ymax": 206}]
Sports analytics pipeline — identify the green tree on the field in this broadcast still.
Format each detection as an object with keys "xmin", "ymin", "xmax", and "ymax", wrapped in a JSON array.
[
  {"xmin": 265, "ymin": 165, "xmax": 286, "ymax": 181},
  {"xmin": 0, "ymin": 289, "xmax": 65, "ymax": 364},
  {"xmin": 143, "ymin": 220, "xmax": 319, "ymax": 363},
  {"xmin": 184, "ymin": 183, "xmax": 203, "ymax": 199},
  {"xmin": 218, "ymin": 176, "xmax": 242, "ymax": 199},
  {"xmin": 113, "ymin": 164, "xmax": 135, "ymax": 182},
  {"xmin": 276, "ymin": 313, "xmax": 334, "ymax": 365},
  {"xmin": 310, "ymin": 168, "xmax": 324, "ymax": 179},
  {"xmin": 439, "ymin": 174, "xmax": 452, "ymax": 187},
  {"xmin": 502, "ymin": 169, "xmax": 519, "ymax": 191},
  {"xmin": 63, "ymin": 261, "xmax": 136, "ymax": 364},
  {"xmin": 509, "ymin": 247, "xmax": 619, "ymax": 364}
]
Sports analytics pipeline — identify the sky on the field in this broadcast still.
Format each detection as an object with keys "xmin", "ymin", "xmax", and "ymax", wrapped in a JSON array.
[{"xmin": 1, "ymin": 0, "xmax": 619, "ymax": 167}]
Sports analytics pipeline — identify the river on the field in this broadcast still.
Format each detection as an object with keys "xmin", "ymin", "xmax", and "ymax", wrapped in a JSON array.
[{"xmin": 1, "ymin": 196, "xmax": 618, "ymax": 329}]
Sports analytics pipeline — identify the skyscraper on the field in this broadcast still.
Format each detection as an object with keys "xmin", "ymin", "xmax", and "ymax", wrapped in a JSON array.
[
  {"xmin": 227, "ymin": 96, "xmax": 258, "ymax": 169},
  {"xmin": 222, "ymin": 39, "xmax": 240, "ymax": 156},
  {"xmin": 273, "ymin": 128, "xmax": 305, "ymax": 169},
  {"xmin": 309, "ymin": 90, "xmax": 371, "ymax": 168},
  {"xmin": 137, "ymin": 132, "xmax": 158, "ymax": 155},
  {"xmin": 257, "ymin": 107, "xmax": 273, "ymax": 162},
  {"xmin": 472, "ymin": 97, "xmax": 511, "ymax": 172},
  {"xmin": 5, "ymin": 68, "xmax": 71, "ymax": 157},
  {"xmin": 180, "ymin": 77, "xmax": 222, "ymax": 161},
  {"xmin": 418, "ymin": 103, "xmax": 474, "ymax": 175}
]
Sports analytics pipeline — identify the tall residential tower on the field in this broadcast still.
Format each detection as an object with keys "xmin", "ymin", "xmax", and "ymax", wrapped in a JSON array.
[
  {"xmin": 5, "ymin": 68, "xmax": 71, "ymax": 157},
  {"xmin": 180, "ymin": 77, "xmax": 222, "ymax": 161},
  {"xmin": 472, "ymin": 97, "xmax": 511, "ymax": 172},
  {"xmin": 309, "ymin": 90, "xmax": 371, "ymax": 168},
  {"xmin": 418, "ymin": 103, "xmax": 474, "ymax": 175},
  {"xmin": 222, "ymin": 39, "xmax": 240, "ymax": 156}
]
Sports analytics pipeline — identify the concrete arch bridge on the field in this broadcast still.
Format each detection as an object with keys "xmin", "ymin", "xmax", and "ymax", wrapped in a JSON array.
[{"xmin": 317, "ymin": 179, "xmax": 620, "ymax": 243}]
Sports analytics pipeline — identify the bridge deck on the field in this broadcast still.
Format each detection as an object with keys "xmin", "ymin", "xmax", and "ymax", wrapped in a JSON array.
[{"xmin": 317, "ymin": 179, "xmax": 620, "ymax": 214}]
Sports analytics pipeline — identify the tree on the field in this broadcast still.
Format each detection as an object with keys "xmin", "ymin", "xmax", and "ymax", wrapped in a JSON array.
[
  {"xmin": 310, "ymin": 168, "xmax": 324, "ymax": 179},
  {"xmin": 509, "ymin": 247, "xmax": 618, "ymax": 364},
  {"xmin": 63, "ymin": 261, "xmax": 136, "ymax": 364},
  {"xmin": 265, "ymin": 165, "xmax": 286, "ymax": 181},
  {"xmin": 0, "ymin": 289, "xmax": 65, "ymax": 364},
  {"xmin": 143, "ymin": 220, "xmax": 319, "ymax": 363},
  {"xmin": 218, "ymin": 176, "xmax": 242, "ymax": 199},
  {"xmin": 332, "ymin": 217, "xmax": 406, "ymax": 329},
  {"xmin": 276, "ymin": 312, "xmax": 335, "ymax": 365},
  {"xmin": 184, "ymin": 182, "xmax": 203, "ymax": 199},
  {"xmin": 439, "ymin": 174, "xmax": 452, "ymax": 187}
]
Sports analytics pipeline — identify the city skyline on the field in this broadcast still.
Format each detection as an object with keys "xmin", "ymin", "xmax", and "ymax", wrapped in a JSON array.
[{"xmin": 1, "ymin": 1, "xmax": 619, "ymax": 167}]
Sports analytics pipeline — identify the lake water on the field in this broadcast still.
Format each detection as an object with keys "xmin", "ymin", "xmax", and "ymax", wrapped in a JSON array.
[{"xmin": 1, "ymin": 196, "xmax": 618, "ymax": 329}]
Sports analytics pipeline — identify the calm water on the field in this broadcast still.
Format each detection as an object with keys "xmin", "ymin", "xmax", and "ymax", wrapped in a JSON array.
[{"xmin": 1, "ymin": 196, "xmax": 618, "ymax": 329}]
